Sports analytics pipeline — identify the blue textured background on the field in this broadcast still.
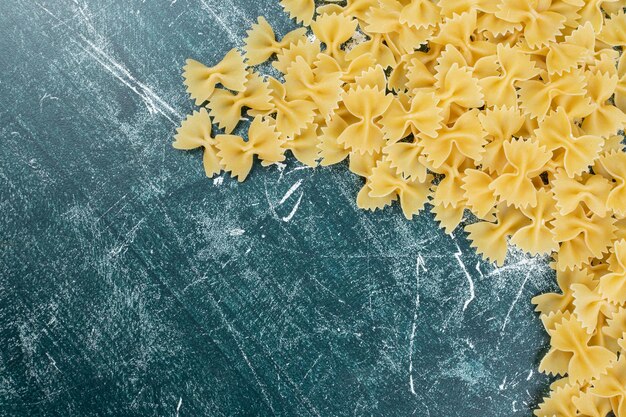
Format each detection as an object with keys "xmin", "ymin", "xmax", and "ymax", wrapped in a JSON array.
[{"xmin": 0, "ymin": 1, "xmax": 557, "ymax": 415}]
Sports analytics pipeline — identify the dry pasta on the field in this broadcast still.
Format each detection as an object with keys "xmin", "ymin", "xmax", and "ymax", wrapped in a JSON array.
[{"xmin": 174, "ymin": 0, "xmax": 626, "ymax": 415}]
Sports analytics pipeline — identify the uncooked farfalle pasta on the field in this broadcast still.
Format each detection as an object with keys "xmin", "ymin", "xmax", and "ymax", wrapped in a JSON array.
[{"xmin": 173, "ymin": 0, "xmax": 626, "ymax": 414}]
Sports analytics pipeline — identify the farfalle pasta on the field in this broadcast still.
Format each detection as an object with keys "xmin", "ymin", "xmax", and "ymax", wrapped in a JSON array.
[{"xmin": 174, "ymin": 1, "xmax": 626, "ymax": 415}]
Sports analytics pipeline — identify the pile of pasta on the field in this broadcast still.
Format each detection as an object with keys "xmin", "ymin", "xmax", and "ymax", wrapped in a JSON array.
[{"xmin": 173, "ymin": 0, "xmax": 626, "ymax": 414}]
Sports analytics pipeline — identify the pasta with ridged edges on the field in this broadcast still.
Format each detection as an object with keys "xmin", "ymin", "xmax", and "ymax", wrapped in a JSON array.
[{"xmin": 173, "ymin": 3, "xmax": 626, "ymax": 416}]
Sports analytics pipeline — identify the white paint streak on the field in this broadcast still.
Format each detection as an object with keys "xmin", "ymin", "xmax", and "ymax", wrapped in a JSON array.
[
  {"xmin": 278, "ymin": 179, "xmax": 303, "ymax": 205},
  {"xmin": 281, "ymin": 192, "xmax": 303, "ymax": 222},
  {"xmin": 501, "ymin": 269, "xmax": 532, "ymax": 332},
  {"xmin": 175, "ymin": 397, "xmax": 182, "ymax": 417},
  {"xmin": 499, "ymin": 376, "xmax": 507, "ymax": 391},
  {"xmin": 229, "ymin": 228, "xmax": 245, "ymax": 236},
  {"xmin": 409, "ymin": 254, "xmax": 427, "ymax": 396},
  {"xmin": 475, "ymin": 262, "xmax": 484, "ymax": 278},
  {"xmin": 454, "ymin": 244, "xmax": 475, "ymax": 311}
]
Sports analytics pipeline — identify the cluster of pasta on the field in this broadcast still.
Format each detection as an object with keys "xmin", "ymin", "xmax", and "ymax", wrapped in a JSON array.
[{"xmin": 173, "ymin": 0, "xmax": 626, "ymax": 415}]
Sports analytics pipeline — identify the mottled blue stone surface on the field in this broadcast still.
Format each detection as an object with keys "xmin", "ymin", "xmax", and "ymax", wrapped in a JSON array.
[{"xmin": 0, "ymin": 1, "xmax": 557, "ymax": 415}]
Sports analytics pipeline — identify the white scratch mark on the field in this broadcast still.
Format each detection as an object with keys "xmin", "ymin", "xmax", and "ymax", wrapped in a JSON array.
[
  {"xmin": 229, "ymin": 228, "xmax": 245, "ymax": 236},
  {"xmin": 454, "ymin": 244, "xmax": 475, "ymax": 311},
  {"xmin": 279, "ymin": 179, "xmax": 303, "ymax": 205},
  {"xmin": 39, "ymin": 92, "xmax": 59, "ymax": 112},
  {"xmin": 109, "ymin": 218, "xmax": 145, "ymax": 258},
  {"xmin": 499, "ymin": 376, "xmax": 507, "ymax": 391},
  {"xmin": 526, "ymin": 370, "xmax": 533, "ymax": 380},
  {"xmin": 475, "ymin": 262, "xmax": 484, "ymax": 278},
  {"xmin": 176, "ymin": 397, "xmax": 182, "ymax": 417},
  {"xmin": 501, "ymin": 269, "xmax": 532, "ymax": 332},
  {"xmin": 301, "ymin": 353, "xmax": 323, "ymax": 384},
  {"xmin": 213, "ymin": 176, "xmax": 224, "ymax": 186},
  {"xmin": 45, "ymin": 352, "xmax": 61, "ymax": 373},
  {"xmin": 409, "ymin": 254, "xmax": 427, "ymax": 396},
  {"xmin": 35, "ymin": 3, "xmax": 182, "ymax": 124},
  {"xmin": 287, "ymin": 165, "xmax": 315, "ymax": 175},
  {"xmin": 281, "ymin": 192, "xmax": 304, "ymax": 222}
]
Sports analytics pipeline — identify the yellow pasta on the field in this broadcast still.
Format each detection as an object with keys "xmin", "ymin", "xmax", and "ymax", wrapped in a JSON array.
[
  {"xmin": 173, "ymin": 4, "xmax": 626, "ymax": 416},
  {"xmin": 244, "ymin": 17, "xmax": 307, "ymax": 65},
  {"xmin": 173, "ymin": 108, "xmax": 221, "ymax": 177},
  {"xmin": 182, "ymin": 49, "xmax": 247, "ymax": 106},
  {"xmin": 216, "ymin": 116, "xmax": 285, "ymax": 181}
]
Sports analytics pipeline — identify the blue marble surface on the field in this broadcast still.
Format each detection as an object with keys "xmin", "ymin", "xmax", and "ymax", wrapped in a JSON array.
[{"xmin": 0, "ymin": 1, "xmax": 557, "ymax": 415}]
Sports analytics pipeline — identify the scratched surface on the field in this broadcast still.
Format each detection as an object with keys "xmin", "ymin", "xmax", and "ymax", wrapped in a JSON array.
[{"xmin": 0, "ymin": 1, "xmax": 558, "ymax": 416}]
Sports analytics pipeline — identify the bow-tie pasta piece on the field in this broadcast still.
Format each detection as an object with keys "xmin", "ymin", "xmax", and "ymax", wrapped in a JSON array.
[
  {"xmin": 534, "ymin": 383, "xmax": 584, "ymax": 417},
  {"xmin": 532, "ymin": 267, "xmax": 595, "ymax": 317},
  {"xmin": 427, "ymin": 152, "xmax": 472, "ymax": 209},
  {"xmin": 495, "ymin": 0, "xmax": 568, "ymax": 48},
  {"xmin": 572, "ymin": 388, "xmax": 613, "ymax": 417},
  {"xmin": 183, "ymin": 49, "xmax": 247, "ymax": 106},
  {"xmin": 571, "ymin": 281, "xmax": 613, "ymax": 334},
  {"xmin": 548, "ymin": 315, "xmax": 616, "ymax": 383},
  {"xmin": 598, "ymin": 10, "xmax": 626, "ymax": 47},
  {"xmin": 461, "ymin": 169, "xmax": 497, "ymax": 220},
  {"xmin": 552, "ymin": 172, "xmax": 612, "ymax": 217},
  {"xmin": 478, "ymin": 106, "xmax": 526, "ymax": 175},
  {"xmin": 207, "ymin": 71, "xmax": 274, "ymax": 133},
  {"xmin": 337, "ymin": 86, "xmax": 393, "ymax": 155},
  {"xmin": 602, "ymin": 307, "xmax": 626, "ymax": 353},
  {"xmin": 364, "ymin": 0, "xmax": 434, "ymax": 58},
  {"xmin": 366, "ymin": 159, "xmax": 433, "ymax": 219},
  {"xmin": 318, "ymin": 117, "xmax": 350, "ymax": 166},
  {"xmin": 244, "ymin": 17, "xmax": 307, "ymax": 66},
  {"xmin": 399, "ymin": 0, "xmax": 441, "ymax": 29},
  {"xmin": 283, "ymin": 56, "xmax": 343, "ymax": 120},
  {"xmin": 420, "ymin": 109, "xmax": 487, "ymax": 169},
  {"xmin": 616, "ymin": 53, "xmax": 626, "ymax": 112},
  {"xmin": 553, "ymin": 206, "xmax": 617, "ymax": 271},
  {"xmin": 518, "ymin": 69, "xmax": 587, "ymax": 120},
  {"xmin": 598, "ymin": 240, "xmax": 626, "ymax": 305},
  {"xmin": 310, "ymin": 12, "xmax": 358, "ymax": 61},
  {"xmin": 465, "ymin": 204, "xmax": 530, "ymax": 266},
  {"xmin": 597, "ymin": 151, "xmax": 626, "ymax": 216},
  {"xmin": 535, "ymin": 108, "xmax": 604, "ymax": 178},
  {"xmin": 285, "ymin": 123, "xmax": 322, "ymax": 167},
  {"xmin": 216, "ymin": 117, "xmax": 285, "ymax": 181},
  {"xmin": 265, "ymin": 76, "xmax": 317, "ymax": 139},
  {"xmin": 581, "ymin": 71, "xmax": 626, "ymax": 138},
  {"xmin": 434, "ymin": 62, "xmax": 484, "ymax": 120},
  {"xmin": 173, "ymin": 108, "xmax": 222, "ymax": 178},
  {"xmin": 489, "ymin": 139, "xmax": 551, "ymax": 209},
  {"xmin": 380, "ymin": 92, "xmax": 443, "ymax": 142},
  {"xmin": 509, "ymin": 188, "xmax": 559, "ymax": 255},
  {"xmin": 545, "ymin": 23, "xmax": 595, "ymax": 76},
  {"xmin": 590, "ymin": 355, "xmax": 626, "ymax": 417},
  {"xmin": 280, "ymin": 0, "xmax": 315, "ymax": 25},
  {"xmin": 382, "ymin": 139, "xmax": 428, "ymax": 183},
  {"xmin": 479, "ymin": 44, "xmax": 540, "ymax": 107},
  {"xmin": 273, "ymin": 38, "xmax": 322, "ymax": 74}
]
